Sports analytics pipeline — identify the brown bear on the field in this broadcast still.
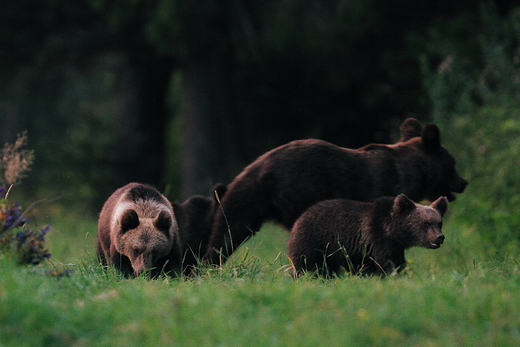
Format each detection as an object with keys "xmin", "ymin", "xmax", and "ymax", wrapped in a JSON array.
[
  {"xmin": 97, "ymin": 182, "xmax": 182, "ymax": 278},
  {"xmin": 205, "ymin": 118, "xmax": 466, "ymax": 264},
  {"xmin": 287, "ymin": 194, "xmax": 449, "ymax": 277},
  {"xmin": 173, "ymin": 183, "xmax": 227, "ymax": 275}
]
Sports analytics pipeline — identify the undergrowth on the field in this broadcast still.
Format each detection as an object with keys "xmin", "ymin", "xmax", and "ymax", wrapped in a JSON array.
[
  {"xmin": 1, "ymin": 227, "xmax": 519, "ymax": 347},
  {"xmin": 0, "ymin": 133, "xmax": 55, "ymax": 268}
]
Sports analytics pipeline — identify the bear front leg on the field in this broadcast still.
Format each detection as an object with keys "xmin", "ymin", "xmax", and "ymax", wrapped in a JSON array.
[
  {"xmin": 204, "ymin": 209, "xmax": 262, "ymax": 265},
  {"xmin": 204, "ymin": 194, "xmax": 270, "ymax": 265}
]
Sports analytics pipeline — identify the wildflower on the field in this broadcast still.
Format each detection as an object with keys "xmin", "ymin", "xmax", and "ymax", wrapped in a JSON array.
[
  {"xmin": 1, "ymin": 132, "xmax": 34, "ymax": 186},
  {"xmin": 7, "ymin": 226, "xmax": 52, "ymax": 265},
  {"xmin": 0, "ymin": 135, "xmax": 51, "ymax": 266},
  {"xmin": 0, "ymin": 199, "xmax": 27, "ymax": 232}
]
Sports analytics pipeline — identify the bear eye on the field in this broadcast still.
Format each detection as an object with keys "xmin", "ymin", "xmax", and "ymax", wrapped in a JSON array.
[
  {"xmin": 133, "ymin": 248, "xmax": 140, "ymax": 257},
  {"xmin": 424, "ymin": 221, "xmax": 431, "ymax": 228}
]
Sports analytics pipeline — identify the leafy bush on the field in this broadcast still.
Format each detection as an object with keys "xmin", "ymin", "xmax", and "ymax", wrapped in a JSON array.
[{"xmin": 422, "ymin": 4, "xmax": 520, "ymax": 249}]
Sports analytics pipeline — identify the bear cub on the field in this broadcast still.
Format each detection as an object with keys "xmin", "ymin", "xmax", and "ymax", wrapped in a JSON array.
[
  {"xmin": 287, "ymin": 194, "xmax": 449, "ymax": 277},
  {"xmin": 97, "ymin": 182, "xmax": 182, "ymax": 278},
  {"xmin": 173, "ymin": 183, "xmax": 227, "ymax": 275}
]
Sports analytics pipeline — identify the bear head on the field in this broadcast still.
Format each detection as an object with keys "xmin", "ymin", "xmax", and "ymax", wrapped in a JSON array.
[
  {"xmin": 174, "ymin": 183, "xmax": 227, "ymax": 242},
  {"xmin": 116, "ymin": 208, "xmax": 174, "ymax": 276},
  {"xmin": 389, "ymin": 194, "xmax": 448, "ymax": 249},
  {"xmin": 174, "ymin": 183, "xmax": 227, "ymax": 273},
  {"xmin": 399, "ymin": 118, "xmax": 468, "ymax": 202}
]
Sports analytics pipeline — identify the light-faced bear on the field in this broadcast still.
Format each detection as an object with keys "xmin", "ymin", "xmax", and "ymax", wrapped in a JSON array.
[
  {"xmin": 173, "ymin": 183, "xmax": 227, "ymax": 275},
  {"xmin": 97, "ymin": 183, "xmax": 182, "ymax": 278},
  {"xmin": 205, "ymin": 118, "xmax": 467, "ymax": 264},
  {"xmin": 287, "ymin": 194, "xmax": 449, "ymax": 277}
]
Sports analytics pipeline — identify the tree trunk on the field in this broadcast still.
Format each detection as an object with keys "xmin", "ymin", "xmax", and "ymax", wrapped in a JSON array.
[{"xmin": 178, "ymin": 56, "xmax": 241, "ymax": 199}]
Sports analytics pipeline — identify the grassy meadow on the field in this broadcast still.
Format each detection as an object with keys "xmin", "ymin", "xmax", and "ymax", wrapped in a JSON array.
[
  {"xmin": 6, "ymin": 7, "xmax": 520, "ymax": 345},
  {"xmin": 1, "ymin": 193, "xmax": 520, "ymax": 347},
  {"xmin": 2, "ymin": 109, "xmax": 520, "ymax": 346}
]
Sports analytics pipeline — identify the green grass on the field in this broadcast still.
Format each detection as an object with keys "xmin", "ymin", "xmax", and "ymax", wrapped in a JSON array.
[{"xmin": 1, "ymin": 211, "xmax": 520, "ymax": 347}]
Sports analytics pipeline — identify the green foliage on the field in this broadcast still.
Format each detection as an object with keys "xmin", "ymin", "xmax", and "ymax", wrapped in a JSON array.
[
  {"xmin": 432, "ymin": 111, "xmax": 520, "ymax": 248},
  {"xmin": 0, "ymin": 204, "xmax": 51, "ymax": 265},
  {"xmin": 0, "ymin": 134, "xmax": 52, "ymax": 266},
  {"xmin": 0, "ymin": 216, "xmax": 51, "ymax": 267},
  {"xmin": 1, "ymin": 221, "xmax": 519, "ymax": 347},
  {"xmin": 2, "ymin": 203, "xmax": 519, "ymax": 346},
  {"xmin": 422, "ymin": 4, "xmax": 520, "ymax": 248}
]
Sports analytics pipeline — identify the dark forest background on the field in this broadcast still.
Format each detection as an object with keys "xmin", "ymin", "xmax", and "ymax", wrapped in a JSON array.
[{"xmin": 1, "ymin": 0, "xmax": 518, "ymax": 215}]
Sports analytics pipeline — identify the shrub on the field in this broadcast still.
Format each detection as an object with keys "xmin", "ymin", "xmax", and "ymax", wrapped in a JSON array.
[
  {"xmin": 0, "ymin": 133, "xmax": 52, "ymax": 265},
  {"xmin": 422, "ymin": 4, "xmax": 520, "ymax": 249}
]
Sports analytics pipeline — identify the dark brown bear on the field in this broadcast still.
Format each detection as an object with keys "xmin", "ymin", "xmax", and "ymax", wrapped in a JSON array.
[
  {"xmin": 287, "ymin": 194, "xmax": 449, "ymax": 277},
  {"xmin": 173, "ymin": 183, "xmax": 227, "ymax": 275},
  {"xmin": 97, "ymin": 183, "xmax": 182, "ymax": 278},
  {"xmin": 205, "ymin": 118, "xmax": 466, "ymax": 264}
]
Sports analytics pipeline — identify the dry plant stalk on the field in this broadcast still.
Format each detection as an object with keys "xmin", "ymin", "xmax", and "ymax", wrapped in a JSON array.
[{"xmin": 1, "ymin": 132, "xmax": 34, "ymax": 186}]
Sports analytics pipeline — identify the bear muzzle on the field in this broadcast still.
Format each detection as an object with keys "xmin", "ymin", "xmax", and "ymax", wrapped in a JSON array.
[
  {"xmin": 428, "ymin": 234, "xmax": 445, "ymax": 249},
  {"xmin": 448, "ymin": 176, "xmax": 468, "ymax": 201},
  {"xmin": 130, "ymin": 253, "xmax": 152, "ymax": 277}
]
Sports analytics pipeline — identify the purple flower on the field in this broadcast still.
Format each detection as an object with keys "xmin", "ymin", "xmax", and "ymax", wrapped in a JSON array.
[{"xmin": 0, "ymin": 190, "xmax": 52, "ymax": 266}]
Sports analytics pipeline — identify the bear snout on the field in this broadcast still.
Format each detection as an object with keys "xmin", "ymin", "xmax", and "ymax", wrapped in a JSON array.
[
  {"xmin": 130, "ymin": 253, "xmax": 151, "ymax": 277},
  {"xmin": 451, "ymin": 176, "xmax": 468, "ymax": 194},
  {"xmin": 429, "ymin": 234, "xmax": 445, "ymax": 249},
  {"xmin": 444, "ymin": 175, "xmax": 468, "ymax": 201}
]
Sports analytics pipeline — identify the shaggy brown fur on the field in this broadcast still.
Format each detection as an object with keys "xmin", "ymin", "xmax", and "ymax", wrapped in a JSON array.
[
  {"xmin": 174, "ymin": 183, "xmax": 227, "ymax": 274},
  {"xmin": 97, "ymin": 183, "xmax": 181, "ymax": 277},
  {"xmin": 288, "ymin": 194, "xmax": 448, "ymax": 277},
  {"xmin": 205, "ymin": 118, "xmax": 466, "ymax": 263}
]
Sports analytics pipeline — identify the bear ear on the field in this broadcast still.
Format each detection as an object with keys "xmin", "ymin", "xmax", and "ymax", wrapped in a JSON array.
[
  {"xmin": 399, "ymin": 118, "xmax": 422, "ymax": 142},
  {"xmin": 154, "ymin": 210, "xmax": 172, "ymax": 234},
  {"xmin": 393, "ymin": 194, "xmax": 416, "ymax": 214},
  {"xmin": 431, "ymin": 196, "xmax": 449, "ymax": 217},
  {"xmin": 121, "ymin": 209, "xmax": 139, "ymax": 233},
  {"xmin": 422, "ymin": 123, "xmax": 441, "ymax": 150}
]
